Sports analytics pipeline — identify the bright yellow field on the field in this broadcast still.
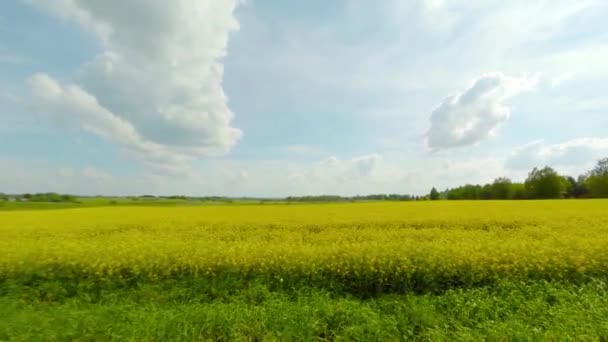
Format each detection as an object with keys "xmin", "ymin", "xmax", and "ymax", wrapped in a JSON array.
[{"xmin": 2, "ymin": 200, "xmax": 608, "ymax": 290}]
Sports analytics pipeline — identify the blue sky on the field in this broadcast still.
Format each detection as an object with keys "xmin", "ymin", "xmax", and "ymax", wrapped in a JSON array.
[{"xmin": 1, "ymin": 0, "xmax": 608, "ymax": 196}]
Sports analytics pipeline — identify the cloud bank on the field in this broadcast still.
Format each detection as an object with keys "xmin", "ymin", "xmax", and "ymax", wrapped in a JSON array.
[
  {"xmin": 427, "ymin": 72, "xmax": 537, "ymax": 150},
  {"xmin": 26, "ymin": 0, "xmax": 242, "ymax": 166}
]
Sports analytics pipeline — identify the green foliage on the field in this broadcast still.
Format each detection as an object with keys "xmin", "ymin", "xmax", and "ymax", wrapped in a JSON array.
[
  {"xmin": 286, "ymin": 194, "xmax": 413, "ymax": 202},
  {"xmin": 2, "ymin": 281, "xmax": 608, "ymax": 340},
  {"xmin": 446, "ymin": 181, "xmax": 526, "ymax": 200},
  {"xmin": 565, "ymin": 176, "xmax": 588, "ymax": 198},
  {"xmin": 8, "ymin": 193, "xmax": 77, "ymax": 203},
  {"xmin": 525, "ymin": 167, "xmax": 566, "ymax": 199},
  {"xmin": 491, "ymin": 177, "xmax": 513, "ymax": 199},
  {"xmin": 166, "ymin": 195, "xmax": 188, "ymax": 200},
  {"xmin": 447, "ymin": 184, "xmax": 480, "ymax": 200},
  {"xmin": 438, "ymin": 158, "xmax": 608, "ymax": 201},
  {"xmin": 585, "ymin": 158, "xmax": 608, "ymax": 198},
  {"xmin": 511, "ymin": 183, "xmax": 527, "ymax": 199},
  {"xmin": 430, "ymin": 187, "xmax": 440, "ymax": 200},
  {"xmin": 286, "ymin": 195, "xmax": 345, "ymax": 202},
  {"xmin": 587, "ymin": 175, "xmax": 608, "ymax": 198},
  {"xmin": 589, "ymin": 157, "xmax": 608, "ymax": 177}
]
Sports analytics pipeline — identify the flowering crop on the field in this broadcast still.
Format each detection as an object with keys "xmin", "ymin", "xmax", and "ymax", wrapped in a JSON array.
[{"xmin": 2, "ymin": 200, "xmax": 608, "ymax": 293}]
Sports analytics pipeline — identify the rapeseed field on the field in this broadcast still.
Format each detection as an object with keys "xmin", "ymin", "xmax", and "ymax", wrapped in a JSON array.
[{"xmin": 2, "ymin": 200, "xmax": 608, "ymax": 339}]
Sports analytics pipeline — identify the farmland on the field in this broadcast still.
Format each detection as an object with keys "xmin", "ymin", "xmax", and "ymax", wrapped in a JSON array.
[{"xmin": 2, "ymin": 200, "xmax": 608, "ymax": 340}]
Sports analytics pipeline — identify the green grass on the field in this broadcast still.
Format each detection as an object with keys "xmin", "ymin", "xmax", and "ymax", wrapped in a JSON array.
[
  {"xmin": 0, "ymin": 201, "xmax": 83, "ymax": 211},
  {"xmin": 2, "ymin": 280, "xmax": 607, "ymax": 341}
]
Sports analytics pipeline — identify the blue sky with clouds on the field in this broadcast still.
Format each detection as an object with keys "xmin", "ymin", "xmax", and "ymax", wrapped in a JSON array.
[{"xmin": 1, "ymin": 0, "xmax": 608, "ymax": 196}]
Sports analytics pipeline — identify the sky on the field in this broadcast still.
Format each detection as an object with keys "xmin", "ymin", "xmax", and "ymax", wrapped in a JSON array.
[{"xmin": 1, "ymin": 0, "xmax": 608, "ymax": 197}]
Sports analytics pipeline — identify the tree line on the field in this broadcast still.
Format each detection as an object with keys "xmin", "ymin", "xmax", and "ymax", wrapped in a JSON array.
[
  {"xmin": 286, "ymin": 194, "xmax": 415, "ymax": 202},
  {"xmin": 3, "ymin": 158, "xmax": 607, "ymax": 203},
  {"xmin": 0, "ymin": 192, "xmax": 78, "ymax": 203},
  {"xmin": 429, "ymin": 158, "xmax": 608, "ymax": 200}
]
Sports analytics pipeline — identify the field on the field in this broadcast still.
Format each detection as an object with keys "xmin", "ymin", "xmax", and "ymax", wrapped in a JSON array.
[{"xmin": 2, "ymin": 200, "xmax": 608, "ymax": 340}]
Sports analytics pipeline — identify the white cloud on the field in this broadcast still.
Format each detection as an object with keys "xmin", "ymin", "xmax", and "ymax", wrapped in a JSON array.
[
  {"xmin": 27, "ymin": 73, "xmax": 189, "ymax": 165},
  {"xmin": 7, "ymin": 1, "xmax": 608, "ymax": 197},
  {"xmin": 426, "ymin": 72, "xmax": 537, "ymax": 150},
  {"xmin": 26, "ymin": 0, "xmax": 242, "ymax": 168},
  {"xmin": 229, "ymin": 1, "xmax": 608, "ymax": 154},
  {"xmin": 506, "ymin": 138, "xmax": 608, "ymax": 175}
]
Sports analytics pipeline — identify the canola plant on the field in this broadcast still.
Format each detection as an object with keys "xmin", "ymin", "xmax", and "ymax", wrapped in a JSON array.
[{"xmin": 1, "ymin": 200, "xmax": 608, "ymax": 293}]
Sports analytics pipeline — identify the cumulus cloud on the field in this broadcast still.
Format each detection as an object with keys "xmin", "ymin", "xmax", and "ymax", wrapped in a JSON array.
[
  {"xmin": 27, "ymin": 73, "xmax": 191, "ymax": 164},
  {"xmin": 426, "ymin": 72, "xmax": 537, "ymax": 150},
  {"xmin": 26, "ymin": 0, "xmax": 242, "ymax": 167},
  {"xmin": 506, "ymin": 138, "xmax": 608, "ymax": 174}
]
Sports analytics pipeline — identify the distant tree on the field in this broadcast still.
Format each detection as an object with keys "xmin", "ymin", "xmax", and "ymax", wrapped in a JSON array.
[
  {"xmin": 481, "ymin": 184, "xmax": 493, "ymax": 200},
  {"xmin": 511, "ymin": 183, "xmax": 527, "ymax": 199},
  {"xmin": 525, "ymin": 166, "xmax": 566, "ymax": 199},
  {"xmin": 430, "ymin": 187, "xmax": 440, "ymax": 201},
  {"xmin": 565, "ymin": 176, "xmax": 588, "ymax": 198},
  {"xmin": 45, "ymin": 193, "xmax": 62, "ymax": 202},
  {"xmin": 589, "ymin": 158, "xmax": 608, "ymax": 177},
  {"xmin": 465, "ymin": 184, "xmax": 483, "ymax": 199},
  {"xmin": 586, "ymin": 158, "xmax": 608, "ymax": 198},
  {"xmin": 491, "ymin": 177, "xmax": 513, "ymax": 199}
]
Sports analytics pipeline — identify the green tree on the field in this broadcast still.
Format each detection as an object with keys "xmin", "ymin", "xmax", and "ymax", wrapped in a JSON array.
[
  {"xmin": 481, "ymin": 184, "xmax": 493, "ymax": 200},
  {"xmin": 430, "ymin": 187, "xmax": 440, "ymax": 201},
  {"xmin": 565, "ymin": 176, "xmax": 588, "ymax": 198},
  {"xmin": 586, "ymin": 158, "xmax": 608, "ymax": 198},
  {"xmin": 511, "ymin": 183, "xmax": 527, "ymax": 199},
  {"xmin": 589, "ymin": 157, "xmax": 608, "ymax": 176},
  {"xmin": 524, "ymin": 166, "xmax": 566, "ymax": 199},
  {"xmin": 491, "ymin": 177, "xmax": 513, "ymax": 199}
]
